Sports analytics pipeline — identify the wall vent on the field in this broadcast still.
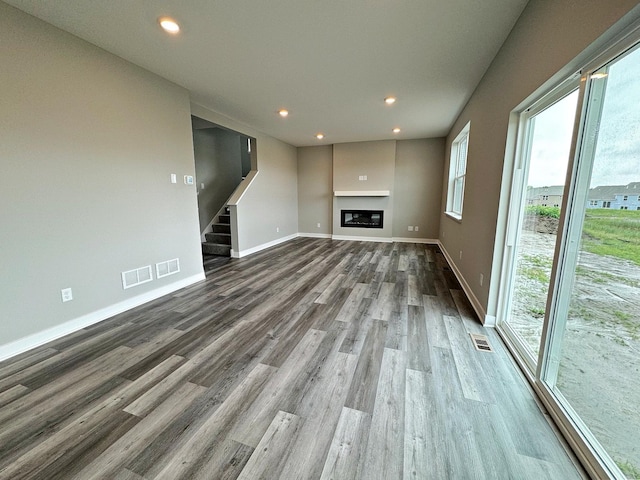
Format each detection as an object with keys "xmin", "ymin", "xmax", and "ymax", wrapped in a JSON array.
[
  {"xmin": 156, "ymin": 258, "xmax": 180, "ymax": 279},
  {"xmin": 122, "ymin": 265, "xmax": 153, "ymax": 290},
  {"xmin": 470, "ymin": 333, "xmax": 493, "ymax": 352}
]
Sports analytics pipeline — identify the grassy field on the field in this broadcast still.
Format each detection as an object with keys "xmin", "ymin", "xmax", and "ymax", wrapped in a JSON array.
[{"xmin": 582, "ymin": 209, "xmax": 640, "ymax": 265}]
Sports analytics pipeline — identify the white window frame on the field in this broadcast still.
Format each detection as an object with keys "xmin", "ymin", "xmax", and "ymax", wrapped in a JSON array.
[{"xmin": 445, "ymin": 122, "xmax": 470, "ymax": 220}]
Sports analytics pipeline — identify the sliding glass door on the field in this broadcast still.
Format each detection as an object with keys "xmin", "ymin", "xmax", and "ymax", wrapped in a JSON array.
[
  {"xmin": 498, "ymin": 87, "xmax": 579, "ymax": 369},
  {"xmin": 498, "ymin": 37, "xmax": 640, "ymax": 479},
  {"xmin": 544, "ymin": 43, "xmax": 640, "ymax": 480}
]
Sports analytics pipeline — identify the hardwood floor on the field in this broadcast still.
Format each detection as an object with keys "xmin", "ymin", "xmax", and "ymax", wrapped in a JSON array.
[{"xmin": 0, "ymin": 238, "xmax": 585, "ymax": 479}]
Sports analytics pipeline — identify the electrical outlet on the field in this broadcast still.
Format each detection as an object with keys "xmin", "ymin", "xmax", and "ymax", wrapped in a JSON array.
[
  {"xmin": 408, "ymin": 226, "xmax": 414, "ymax": 231},
  {"xmin": 459, "ymin": 250, "xmax": 463, "ymax": 260},
  {"xmin": 170, "ymin": 173, "xmax": 177, "ymax": 184},
  {"xmin": 317, "ymin": 223, "xmax": 321, "ymax": 228},
  {"xmin": 480, "ymin": 273, "xmax": 484, "ymax": 286},
  {"xmin": 276, "ymin": 227, "xmax": 280, "ymax": 233},
  {"xmin": 61, "ymin": 288, "xmax": 73, "ymax": 302},
  {"xmin": 414, "ymin": 226, "xmax": 419, "ymax": 232}
]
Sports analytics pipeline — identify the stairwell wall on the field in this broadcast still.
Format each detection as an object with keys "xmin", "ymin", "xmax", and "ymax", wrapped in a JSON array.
[
  {"xmin": 192, "ymin": 127, "xmax": 244, "ymax": 234},
  {"xmin": 190, "ymin": 105, "xmax": 299, "ymax": 257}
]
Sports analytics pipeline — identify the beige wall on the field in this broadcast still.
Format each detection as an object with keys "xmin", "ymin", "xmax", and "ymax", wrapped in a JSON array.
[
  {"xmin": 298, "ymin": 139, "xmax": 444, "ymax": 241},
  {"xmin": 393, "ymin": 139, "xmax": 444, "ymax": 239},
  {"xmin": 333, "ymin": 141, "xmax": 396, "ymax": 239},
  {"xmin": 0, "ymin": 3, "xmax": 203, "ymax": 351},
  {"xmin": 297, "ymin": 146, "xmax": 333, "ymax": 235},
  {"xmin": 333, "ymin": 141, "xmax": 395, "ymax": 192},
  {"xmin": 440, "ymin": 0, "xmax": 640, "ymax": 320}
]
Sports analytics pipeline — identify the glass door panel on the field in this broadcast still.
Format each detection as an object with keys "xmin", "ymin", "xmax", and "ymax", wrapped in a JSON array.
[
  {"xmin": 502, "ymin": 89, "xmax": 579, "ymax": 366},
  {"xmin": 549, "ymin": 44, "xmax": 640, "ymax": 479}
]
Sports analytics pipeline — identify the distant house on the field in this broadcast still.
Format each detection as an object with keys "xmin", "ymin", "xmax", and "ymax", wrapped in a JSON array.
[
  {"xmin": 526, "ymin": 182, "xmax": 640, "ymax": 210},
  {"xmin": 526, "ymin": 185, "xmax": 564, "ymax": 207},
  {"xmin": 587, "ymin": 182, "xmax": 640, "ymax": 210}
]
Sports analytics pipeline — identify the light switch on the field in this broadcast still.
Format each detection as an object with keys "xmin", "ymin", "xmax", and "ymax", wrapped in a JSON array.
[
  {"xmin": 184, "ymin": 175, "xmax": 194, "ymax": 185},
  {"xmin": 170, "ymin": 174, "xmax": 177, "ymax": 184}
]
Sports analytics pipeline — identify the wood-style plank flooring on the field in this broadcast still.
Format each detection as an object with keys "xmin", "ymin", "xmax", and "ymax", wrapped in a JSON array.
[{"xmin": 0, "ymin": 238, "xmax": 585, "ymax": 479}]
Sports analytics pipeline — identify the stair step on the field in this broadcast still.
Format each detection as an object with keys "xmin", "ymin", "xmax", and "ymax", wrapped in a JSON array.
[
  {"xmin": 202, "ymin": 242, "xmax": 231, "ymax": 256},
  {"xmin": 205, "ymin": 232, "xmax": 231, "ymax": 245},
  {"xmin": 218, "ymin": 214, "xmax": 231, "ymax": 224},
  {"xmin": 212, "ymin": 223, "xmax": 231, "ymax": 234}
]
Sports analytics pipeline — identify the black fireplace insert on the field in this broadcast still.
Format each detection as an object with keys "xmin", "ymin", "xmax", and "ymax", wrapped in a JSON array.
[{"xmin": 341, "ymin": 210, "xmax": 383, "ymax": 229}]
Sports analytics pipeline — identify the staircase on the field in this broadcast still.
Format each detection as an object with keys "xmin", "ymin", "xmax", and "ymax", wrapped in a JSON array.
[{"xmin": 202, "ymin": 208, "xmax": 232, "ymax": 257}]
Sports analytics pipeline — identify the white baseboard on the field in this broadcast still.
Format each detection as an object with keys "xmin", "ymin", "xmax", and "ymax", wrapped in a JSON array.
[
  {"xmin": 437, "ymin": 241, "xmax": 488, "ymax": 325},
  {"xmin": 331, "ymin": 234, "xmax": 393, "ymax": 243},
  {"xmin": 0, "ymin": 272, "xmax": 206, "ymax": 362},
  {"xmin": 392, "ymin": 237, "xmax": 439, "ymax": 244},
  {"xmin": 231, "ymin": 233, "xmax": 298, "ymax": 258},
  {"xmin": 298, "ymin": 232, "xmax": 332, "ymax": 239}
]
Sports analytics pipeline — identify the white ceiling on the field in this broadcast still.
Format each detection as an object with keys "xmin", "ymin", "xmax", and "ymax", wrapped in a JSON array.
[{"xmin": 5, "ymin": 0, "xmax": 528, "ymax": 146}]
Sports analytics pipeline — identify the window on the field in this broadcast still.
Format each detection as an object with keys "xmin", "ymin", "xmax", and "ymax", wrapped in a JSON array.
[
  {"xmin": 542, "ymin": 195, "xmax": 549, "ymax": 200},
  {"xmin": 497, "ymin": 33, "xmax": 640, "ymax": 480},
  {"xmin": 445, "ymin": 122, "xmax": 470, "ymax": 219}
]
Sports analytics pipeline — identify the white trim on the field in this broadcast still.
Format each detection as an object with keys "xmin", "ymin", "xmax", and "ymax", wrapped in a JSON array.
[
  {"xmin": 227, "ymin": 170, "xmax": 258, "ymax": 206},
  {"xmin": 331, "ymin": 234, "xmax": 393, "ymax": 243},
  {"xmin": 392, "ymin": 237, "xmax": 439, "ymax": 244},
  {"xmin": 334, "ymin": 190, "xmax": 390, "ymax": 197},
  {"xmin": 298, "ymin": 232, "xmax": 332, "ymax": 239},
  {"xmin": 231, "ymin": 233, "xmax": 298, "ymax": 258},
  {"xmin": 437, "ymin": 241, "xmax": 488, "ymax": 324},
  {"xmin": 484, "ymin": 314, "xmax": 497, "ymax": 327},
  {"xmin": 0, "ymin": 273, "xmax": 206, "ymax": 362}
]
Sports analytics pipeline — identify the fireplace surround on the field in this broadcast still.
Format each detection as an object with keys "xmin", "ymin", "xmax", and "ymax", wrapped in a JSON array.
[{"xmin": 340, "ymin": 209, "xmax": 383, "ymax": 229}]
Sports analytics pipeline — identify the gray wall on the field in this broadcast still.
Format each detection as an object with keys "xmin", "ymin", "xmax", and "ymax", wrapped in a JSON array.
[
  {"xmin": 193, "ymin": 127, "xmax": 243, "ymax": 232},
  {"xmin": 191, "ymin": 105, "xmax": 299, "ymax": 255},
  {"xmin": 393, "ymin": 139, "xmax": 444, "ymax": 239},
  {"xmin": 298, "ymin": 140, "xmax": 444, "ymax": 240},
  {"xmin": 297, "ymin": 146, "xmax": 333, "ymax": 235},
  {"xmin": 440, "ymin": 0, "xmax": 640, "ymax": 319},
  {"xmin": 333, "ymin": 141, "xmax": 396, "ymax": 239},
  {"xmin": 0, "ymin": 3, "xmax": 203, "ymax": 349}
]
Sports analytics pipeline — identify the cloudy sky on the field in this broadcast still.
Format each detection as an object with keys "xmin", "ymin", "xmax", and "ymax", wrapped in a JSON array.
[{"xmin": 527, "ymin": 44, "xmax": 640, "ymax": 189}]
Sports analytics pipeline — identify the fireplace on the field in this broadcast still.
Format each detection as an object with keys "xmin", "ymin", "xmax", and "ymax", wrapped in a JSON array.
[{"xmin": 341, "ymin": 209, "xmax": 383, "ymax": 229}]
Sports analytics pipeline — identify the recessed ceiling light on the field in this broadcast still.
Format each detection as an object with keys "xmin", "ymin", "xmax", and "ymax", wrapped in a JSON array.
[
  {"xmin": 278, "ymin": 109, "xmax": 289, "ymax": 117},
  {"xmin": 316, "ymin": 133, "xmax": 325, "ymax": 140},
  {"xmin": 392, "ymin": 127, "xmax": 401, "ymax": 133},
  {"xmin": 384, "ymin": 96, "xmax": 397, "ymax": 105},
  {"xmin": 159, "ymin": 17, "xmax": 180, "ymax": 34}
]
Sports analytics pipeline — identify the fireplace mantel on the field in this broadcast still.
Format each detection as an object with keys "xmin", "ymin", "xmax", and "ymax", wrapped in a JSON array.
[{"xmin": 334, "ymin": 190, "xmax": 390, "ymax": 197}]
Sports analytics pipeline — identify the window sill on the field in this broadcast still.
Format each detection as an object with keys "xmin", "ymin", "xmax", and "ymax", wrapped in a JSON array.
[{"xmin": 445, "ymin": 211, "xmax": 463, "ymax": 223}]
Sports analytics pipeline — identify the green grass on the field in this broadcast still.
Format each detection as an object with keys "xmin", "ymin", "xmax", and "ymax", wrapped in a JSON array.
[
  {"xmin": 616, "ymin": 458, "xmax": 640, "ymax": 479},
  {"xmin": 525, "ymin": 205, "xmax": 561, "ymax": 218},
  {"xmin": 582, "ymin": 209, "xmax": 640, "ymax": 266}
]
